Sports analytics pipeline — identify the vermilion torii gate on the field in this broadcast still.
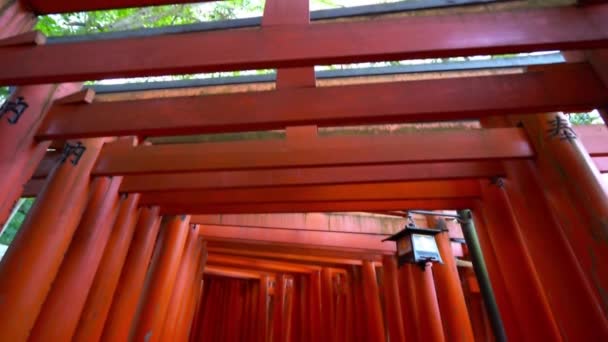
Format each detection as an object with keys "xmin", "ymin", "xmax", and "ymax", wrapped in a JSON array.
[{"xmin": 0, "ymin": 0, "xmax": 608, "ymax": 341}]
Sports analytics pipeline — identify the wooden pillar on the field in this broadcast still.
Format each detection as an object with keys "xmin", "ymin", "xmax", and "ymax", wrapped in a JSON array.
[
  {"xmin": 499, "ymin": 164, "xmax": 608, "ymax": 339},
  {"xmin": 382, "ymin": 255, "xmax": 406, "ymax": 342},
  {"xmin": 470, "ymin": 201, "xmax": 525, "ymax": 341},
  {"xmin": 283, "ymin": 278, "xmax": 294, "ymax": 342},
  {"xmin": 397, "ymin": 265, "xmax": 418, "ymax": 341},
  {"xmin": 258, "ymin": 275, "xmax": 271, "ymax": 342},
  {"xmin": 0, "ymin": 83, "xmax": 81, "ymax": 230},
  {"xmin": 0, "ymin": 0, "xmax": 36, "ymax": 38},
  {"xmin": 178, "ymin": 239, "xmax": 206, "ymax": 341},
  {"xmin": 0, "ymin": 137, "xmax": 106, "ymax": 341},
  {"xmin": 426, "ymin": 215, "xmax": 476, "ymax": 341},
  {"xmin": 101, "ymin": 206, "xmax": 162, "ymax": 341},
  {"xmin": 362, "ymin": 260, "xmax": 386, "ymax": 341},
  {"xmin": 133, "ymin": 215, "xmax": 191, "ymax": 342},
  {"xmin": 271, "ymin": 274, "xmax": 285, "ymax": 342},
  {"xmin": 73, "ymin": 193, "xmax": 141, "ymax": 341},
  {"xmin": 342, "ymin": 273, "xmax": 354, "ymax": 342},
  {"xmin": 160, "ymin": 224, "xmax": 201, "ymax": 340},
  {"xmin": 412, "ymin": 263, "xmax": 445, "ymax": 342},
  {"xmin": 516, "ymin": 112, "xmax": 608, "ymax": 317},
  {"xmin": 483, "ymin": 114, "xmax": 608, "ymax": 339},
  {"xmin": 309, "ymin": 270, "xmax": 322, "ymax": 342},
  {"xmin": 477, "ymin": 181, "xmax": 562, "ymax": 340},
  {"xmin": 320, "ymin": 267, "xmax": 335, "ymax": 341},
  {"xmin": 30, "ymin": 175, "xmax": 123, "ymax": 341}
]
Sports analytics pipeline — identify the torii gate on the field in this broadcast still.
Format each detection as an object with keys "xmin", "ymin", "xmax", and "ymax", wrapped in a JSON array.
[{"xmin": 0, "ymin": 0, "xmax": 607, "ymax": 341}]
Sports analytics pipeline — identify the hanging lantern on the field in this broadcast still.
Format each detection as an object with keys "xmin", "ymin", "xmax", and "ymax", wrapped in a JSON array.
[{"xmin": 383, "ymin": 219, "xmax": 443, "ymax": 268}]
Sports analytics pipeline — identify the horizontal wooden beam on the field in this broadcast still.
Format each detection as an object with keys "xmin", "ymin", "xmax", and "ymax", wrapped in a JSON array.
[
  {"xmin": 207, "ymin": 246, "xmax": 369, "ymax": 266},
  {"xmin": 204, "ymin": 265, "xmax": 270, "ymax": 280},
  {"xmin": 158, "ymin": 199, "xmax": 475, "ymax": 215},
  {"xmin": 576, "ymin": 124, "xmax": 608, "ymax": 156},
  {"xmin": 208, "ymin": 254, "xmax": 321, "ymax": 274},
  {"xmin": 20, "ymin": 0, "xmax": 219, "ymax": 14},
  {"xmin": 208, "ymin": 240, "xmax": 384, "ymax": 262},
  {"xmin": 1, "ymin": 5, "xmax": 607, "ymax": 85},
  {"xmin": 37, "ymin": 63, "xmax": 607, "ymax": 140},
  {"xmin": 120, "ymin": 162, "xmax": 504, "ymax": 192},
  {"xmin": 200, "ymin": 224, "xmax": 395, "ymax": 254},
  {"xmin": 93, "ymin": 128, "xmax": 533, "ymax": 175},
  {"xmin": 139, "ymin": 180, "xmax": 481, "ymax": 207}
]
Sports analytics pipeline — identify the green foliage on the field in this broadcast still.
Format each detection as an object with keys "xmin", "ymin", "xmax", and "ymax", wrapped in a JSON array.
[
  {"xmin": 567, "ymin": 112, "xmax": 603, "ymax": 125},
  {"xmin": 0, "ymin": 198, "xmax": 35, "ymax": 246},
  {"xmin": 35, "ymin": 1, "xmax": 265, "ymax": 36},
  {"xmin": 0, "ymin": 86, "xmax": 8, "ymax": 104}
]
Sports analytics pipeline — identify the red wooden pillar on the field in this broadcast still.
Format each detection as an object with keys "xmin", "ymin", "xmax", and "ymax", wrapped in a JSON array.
[
  {"xmin": 320, "ymin": 267, "xmax": 335, "ymax": 341},
  {"xmin": 0, "ymin": 83, "xmax": 81, "ymax": 229},
  {"xmin": 272, "ymin": 274, "xmax": 287, "ymax": 342},
  {"xmin": 101, "ymin": 206, "xmax": 161, "ymax": 341},
  {"xmin": 470, "ymin": 200, "xmax": 525, "ymax": 341},
  {"xmin": 200, "ymin": 278, "xmax": 221, "ymax": 342},
  {"xmin": 0, "ymin": 137, "xmax": 106, "ymax": 341},
  {"xmin": 283, "ymin": 278, "xmax": 295, "ymax": 342},
  {"xmin": 517, "ymin": 112, "xmax": 608, "ymax": 316},
  {"xmin": 133, "ymin": 215, "xmax": 191, "ymax": 342},
  {"xmin": 477, "ymin": 180, "xmax": 562, "ymax": 340},
  {"xmin": 179, "ymin": 238, "xmax": 206, "ymax": 341},
  {"xmin": 342, "ymin": 273, "xmax": 354, "ymax": 342},
  {"xmin": 382, "ymin": 256, "xmax": 406, "ymax": 342},
  {"xmin": 30, "ymin": 175, "xmax": 123, "ymax": 341},
  {"xmin": 412, "ymin": 263, "xmax": 445, "ymax": 342},
  {"xmin": 0, "ymin": 0, "xmax": 36, "ymax": 39},
  {"xmin": 498, "ymin": 165, "xmax": 608, "ymax": 339},
  {"xmin": 397, "ymin": 264, "xmax": 418, "ymax": 341},
  {"xmin": 426, "ymin": 215, "xmax": 476, "ymax": 341},
  {"xmin": 362, "ymin": 260, "xmax": 386, "ymax": 341},
  {"xmin": 483, "ymin": 114, "xmax": 608, "ymax": 339},
  {"xmin": 258, "ymin": 275, "xmax": 271, "ymax": 342},
  {"xmin": 73, "ymin": 193, "xmax": 141, "ymax": 341},
  {"xmin": 309, "ymin": 270, "xmax": 322, "ymax": 342},
  {"xmin": 160, "ymin": 224, "xmax": 201, "ymax": 340}
]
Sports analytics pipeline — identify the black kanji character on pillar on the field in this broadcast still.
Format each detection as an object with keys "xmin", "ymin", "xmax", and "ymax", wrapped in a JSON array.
[
  {"xmin": 60, "ymin": 141, "xmax": 87, "ymax": 166},
  {"xmin": 0, "ymin": 96, "xmax": 29, "ymax": 124},
  {"xmin": 547, "ymin": 115, "xmax": 577, "ymax": 142}
]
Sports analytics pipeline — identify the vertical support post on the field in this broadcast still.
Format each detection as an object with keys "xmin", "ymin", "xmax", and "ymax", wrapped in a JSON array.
[
  {"xmin": 397, "ymin": 265, "xmax": 418, "ymax": 341},
  {"xmin": 272, "ymin": 274, "xmax": 286, "ymax": 342},
  {"xmin": 160, "ymin": 224, "xmax": 201, "ymax": 340},
  {"xmin": 382, "ymin": 255, "xmax": 406, "ymax": 342},
  {"xmin": 0, "ymin": 83, "xmax": 81, "ymax": 228},
  {"xmin": 283, "ymin": 278, "xmax": 294, "ymax": 342},
  {"xmin": 101, "ymin": 206, "xmax": 162, "ymax": 341},
  {"xmin": 362, "ymin": 260, "xmax": 386, "ymax": 342},
  {"xmin": 412, "ymin": 263, "xmax": 445, "ymax": 342},
  {"xmin": 0, "ymin": 137, "xmax": 106, "ymax": 342},
  {"xmin": 426, "ymin": 215, "xmax": 476, "ymax": 341},
  {"xmin": 320, "ymin": 267, "xmax": 335, "ymax": 341},
  {"xmin": 258, "ymin": 275, "xmax": 271, "ymax": 342},
  {"xmin": 73, "ymin": 193, "xmax": 142, "ymax": 341},
  {"xmin": 483, "ymin": 115, "xmax": 608, "ymax": 339},
  {"xmin": 30, "ymin": 175, "xmax": 123, "ymax": 342},
  {"xmin": 477, "ymin": 181, "xmax": 562, "ymax": 340},
  {"xmin": 517, "ymin": 112, "xmax": 608, "ymax": 315},
  {"xmin": 309, "ymin": 270, "xmax": 322, "ymax": 342},
  {"xmin": 0, "ymin": 0, "xmax": 36, "ymax": 39},
  {"xmin": 179, "ymin": 239, "xmax": 206, "ymax": 342},
  {"xmin": 458, "ymin": 210, "xmax": 506, "ymax": 342},
  {"xmin": 133, "ymin": 215, "xmax": 191, "ymax": 342}
]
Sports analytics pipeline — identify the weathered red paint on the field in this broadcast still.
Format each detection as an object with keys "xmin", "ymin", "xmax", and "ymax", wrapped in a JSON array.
[{"xmin": 1, "ymin": 5, "xmax": 607, "ymax": 84}]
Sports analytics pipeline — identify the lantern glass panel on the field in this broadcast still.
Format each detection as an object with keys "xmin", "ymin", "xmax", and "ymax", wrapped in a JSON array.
[
  {"xmin": 412, "ymin": 233, "xmax": 442, "ymax": 262},
  {"xmin": 397, "ymin": 236, "xmax": 412, "ymax": 256}
]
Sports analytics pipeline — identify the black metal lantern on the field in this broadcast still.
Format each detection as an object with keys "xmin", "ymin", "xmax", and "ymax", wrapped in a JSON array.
[{"xmin": 383, "ymin": 219, "xmax": 443, "ymax": 269}]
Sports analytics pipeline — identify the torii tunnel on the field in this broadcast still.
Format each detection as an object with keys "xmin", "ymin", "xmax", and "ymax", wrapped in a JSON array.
[{"xmin": 0, "ymin": 0, "xmax": 608, "ymax": 340}]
